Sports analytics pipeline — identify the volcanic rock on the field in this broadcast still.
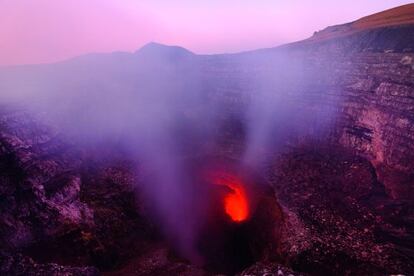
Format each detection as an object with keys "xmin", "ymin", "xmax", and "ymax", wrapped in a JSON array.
[
  {"xmin": 0, "ymin": 251, "xmax": 98, "ymax": 276},
  {"xmin": 0, "ymin": 107, "xmax": 93, "ymax": 250}
]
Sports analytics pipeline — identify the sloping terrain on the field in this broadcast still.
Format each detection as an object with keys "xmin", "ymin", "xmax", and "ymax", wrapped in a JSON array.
[{"xmin": 310, "ymin": 3, "xmax": 414, "ymax": 41}]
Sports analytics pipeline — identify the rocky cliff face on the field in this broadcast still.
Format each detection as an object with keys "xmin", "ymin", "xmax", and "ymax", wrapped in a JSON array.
[
  {"xmin": 0, "ymin": 107, "xmax": 93, "ymax": 249},
  {"xmin": 334, "ymin": 51, "xmax": 414, "ymax": 199},
  {"xmin": 284, "ymin": 26, "xmax": 414, "ymax": 200},
  {"xmin": 0, "ymin": 108, "xmax": 153, "ymax": 275},
  {"xmin": 200, "ymin": 23, "xmax": 414, "ymax": 200}
]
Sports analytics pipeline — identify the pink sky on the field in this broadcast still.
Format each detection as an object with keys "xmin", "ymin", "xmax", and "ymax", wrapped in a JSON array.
[{"xmin": 0, "ymin": 0, "xmax": 412, "ymax": 66}]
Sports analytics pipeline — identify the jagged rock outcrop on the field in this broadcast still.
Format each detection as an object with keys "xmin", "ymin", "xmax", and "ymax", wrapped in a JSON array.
[
  {"xmin": 0, "ymin": 107, "xmax": 154, "ymax": 274},
  {"xmin": 0, "ymin": 107, "xmax": 93, "ymax": 250}
]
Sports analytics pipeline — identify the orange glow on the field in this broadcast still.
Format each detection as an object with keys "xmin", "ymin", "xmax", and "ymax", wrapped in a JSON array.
[
  {"xmin": 213, "ymin": 173, "xmax": 249, "ymax": 222},
  {"xmin": 223, "ymin": 184, "xmax": 249, "ymax": 222}
]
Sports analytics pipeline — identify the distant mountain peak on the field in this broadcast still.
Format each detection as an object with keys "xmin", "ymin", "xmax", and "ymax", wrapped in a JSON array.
[{"xmin": 135, "ymin": 42, "xmax": 194, "ymax": 59}]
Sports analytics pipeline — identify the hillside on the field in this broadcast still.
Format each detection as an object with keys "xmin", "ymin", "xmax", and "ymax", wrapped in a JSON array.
[{"xmin": 310, "ymin": 4, "xmax": 414, "ymax": 41}]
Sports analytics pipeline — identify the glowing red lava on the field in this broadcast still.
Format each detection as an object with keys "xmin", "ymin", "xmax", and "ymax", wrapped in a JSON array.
[{"xmin": 213, "ymin": 174, "xmax": 249, "ymax": 222}]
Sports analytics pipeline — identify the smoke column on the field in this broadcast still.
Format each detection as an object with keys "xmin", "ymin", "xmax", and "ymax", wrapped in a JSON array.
[{"xmin": 0, "ymin": 43, "xmax": 338, "ymax": 262}]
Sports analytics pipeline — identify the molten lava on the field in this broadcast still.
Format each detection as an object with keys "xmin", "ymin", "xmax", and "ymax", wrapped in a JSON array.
[
  {"xmin": 223, "ymin": 184, "xmax": 249, "ymax": 222},
  {"xmin": 213, "ymin": 174, "xmax": 249, "ymax": 222}
]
